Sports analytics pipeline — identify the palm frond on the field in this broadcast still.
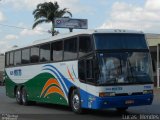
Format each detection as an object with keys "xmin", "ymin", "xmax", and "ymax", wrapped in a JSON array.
[
  {"xmin": 33, "ymin": 9, "xmax": 39, "ymax": 15},
  {"xmin": 32, "ymin": 19, "xmax": 50, "ymax": 29},
  {"xmin": 34, "ymin": 10, "xmax": 47, "ymax": 20},
  {"xmin": 66, "ymin": 11, "xmax": 72, "ymax": 17},
  {"xmin": 32, "ymin": 1, "xmax": 73, "ymax": 36}
]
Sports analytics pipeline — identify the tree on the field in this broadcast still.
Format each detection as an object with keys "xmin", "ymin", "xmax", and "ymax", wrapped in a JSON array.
[{"xmin": 32, "ymin": 2, "xmax": 72, "ymax": 36}]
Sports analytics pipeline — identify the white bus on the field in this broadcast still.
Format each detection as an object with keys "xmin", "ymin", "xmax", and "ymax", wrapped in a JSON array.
[{"xmin": 4, "ymin": 29, "xmax": 154, "ymax": 113}]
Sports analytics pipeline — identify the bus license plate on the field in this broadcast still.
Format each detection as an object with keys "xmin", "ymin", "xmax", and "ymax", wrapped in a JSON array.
[{"xmin": 125, "ymin": 100, "xmax": 134, "ymax": 104}]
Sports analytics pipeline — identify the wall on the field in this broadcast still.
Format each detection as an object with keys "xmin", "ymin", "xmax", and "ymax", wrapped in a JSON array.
[{"xmin": 0, "ymin": 54, "xmax": 5, "ymax": 81}]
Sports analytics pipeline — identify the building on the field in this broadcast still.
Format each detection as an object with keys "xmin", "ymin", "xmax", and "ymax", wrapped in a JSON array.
[
  {"xmin": 146, "ymin": 34, "xmax": 160, "ymax": 87},
  {"xmin": 0, "ymin": 54, "xmax": 5, "ymax": 83}
]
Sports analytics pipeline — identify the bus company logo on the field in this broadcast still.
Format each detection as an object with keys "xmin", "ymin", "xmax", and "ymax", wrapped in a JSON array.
[
  {"xmin": 106, "ymin": 88, "xmax": 112, "ymax": 91},
  {"xmin": 10, "ymin": 69, "xmax": 22, "ymax": 76},
  {"xmin": 106, "ymin": 87, "xmax": 123, "ymax": 91},
  {"xmin": 112, "ymin": 87, "xmax": 123, "ymax": 91},
  {"xmin": 144, "ymin": 85, "xmax": 151, "ymax": 89}
]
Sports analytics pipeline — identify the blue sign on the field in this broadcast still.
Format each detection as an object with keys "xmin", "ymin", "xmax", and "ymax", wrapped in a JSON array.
[{"xmin": 54, "ymin": 18, "xmax": 88, "ymax": 29}]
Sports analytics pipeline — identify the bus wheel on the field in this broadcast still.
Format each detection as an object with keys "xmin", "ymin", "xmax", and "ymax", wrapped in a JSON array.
[
  {"xmin": 16, "ymin": 87, "xmax": 22, "ymax": 105},
  {"xmin": 71, "ymin": 89, "xmax": 82, "ymax": 114},
  {"xmin": 21, "ymin": 87, "xmax": 30, "ymax": 105},
  {"xmin": 116, "ymin": 107, "xmax": 128, "ymax": 112}
]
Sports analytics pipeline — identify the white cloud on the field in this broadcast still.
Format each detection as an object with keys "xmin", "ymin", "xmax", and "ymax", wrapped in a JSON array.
[
  {"xmin": 5, "ymin": 34, "xmax": 19, "ymax": 40},
  {"xmin": 145, "ymin": 0, "xmax": 160, "ymax": 11},
  {"xmin": 3, "ymin": 0, "xmax": 92, "ymax": 14},
  {"xmin": 0, "ymin": 11, "xmax": 5, "ymax": 22},
  {"xmin": 20, "ymin": 26, "xmax": 46, "ymax": 36},
  {"xmin": 0, "ymin": 25, "xmax": 49, "ymax": 53},
  {"xmin": 0, "ymin": 41, "xmax": 12, "ymax": 53},
  {"xmin": 0, "ymin": 34, "xmax": 18, "ymax": 53},
  {"xmin": 100, "ymin": 0, "xmax": 160, "ymax": 33}
]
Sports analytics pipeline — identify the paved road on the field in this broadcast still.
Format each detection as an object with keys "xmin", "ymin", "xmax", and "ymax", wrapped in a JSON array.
[{"xmin": 0, "ymin": 86, "xmax": 160, "ymax": 120}]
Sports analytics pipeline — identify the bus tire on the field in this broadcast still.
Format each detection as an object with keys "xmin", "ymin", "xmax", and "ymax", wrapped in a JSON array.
[
  {"xmin": 21, "ymin": 87, "xmax": 30, "ymax": 106},
  {"xmin": 116, "ymin": 107, "xmax": 128, "ymax": 112},
  {"xmin": 71, "ymin": 89, "xmax": 82, "ymax": 114},
  {"xmin": 15, "ymin": 87, "xmax": 22, "ymax": 105}
]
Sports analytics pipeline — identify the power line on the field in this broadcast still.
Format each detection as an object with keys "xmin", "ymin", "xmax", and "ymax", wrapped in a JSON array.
[{"xmin": 0, "ymin": 23, "xmax": 49, "ymax": 33}]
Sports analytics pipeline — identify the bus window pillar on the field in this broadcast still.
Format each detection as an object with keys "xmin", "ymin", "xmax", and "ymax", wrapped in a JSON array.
[
  {"xmin": 157, "ymin": 44, "xmax": 160, "ymax": 88},
  {"xmin": 69, "ymin": 28, "xmax": 73, "ymax": 32}
]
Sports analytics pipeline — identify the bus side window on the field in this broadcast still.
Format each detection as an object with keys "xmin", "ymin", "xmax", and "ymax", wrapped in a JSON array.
[
  {"xmin": 22, "ymin": 48, "xmax": 30, "ymax": 64},
  {"xmin": 14, "ymin": 50, "xmax": 21, "ymax": 66},
  {"xmin": 6, "ymin": 53, "xmax": 9, "ymax": 66},
  {"xmin": 78, "ymin": 60, "xmax": 86, "ymax": 83},
  {"xmin": 40, "ymin": 43, "xmax": 50, "ymax": 62},
  {"xmin": 51, "ymin": 41, "xmax": 63, "ymax": 61},
  {"xmin": 31, "ymin": 46, "xmax": 39, "ymax": 63},
  {"xmin": 64, "ymin": 37, "xmax": 77, "ymax": 60},
  {"xmin": 9, "ymin": 52, "xmax": 14, "ymax": 66},
  {"xmin": 79, "ymin": 36, "xmax": 92, "ymax": 58}
]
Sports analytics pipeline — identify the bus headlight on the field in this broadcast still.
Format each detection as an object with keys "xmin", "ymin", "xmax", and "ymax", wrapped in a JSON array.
[
  {"xmin": 99, "ymin": 92, "xmax": 115, "ymax": 97},
  {"xmin": 143, "ymin": 90, "xmax": 153, "ymax": 94}
]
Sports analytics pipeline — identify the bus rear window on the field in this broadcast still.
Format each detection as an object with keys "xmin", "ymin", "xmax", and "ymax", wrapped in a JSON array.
[{"xmin": 94, "ymin": 33, "xmax": 148, "ymax": 50}]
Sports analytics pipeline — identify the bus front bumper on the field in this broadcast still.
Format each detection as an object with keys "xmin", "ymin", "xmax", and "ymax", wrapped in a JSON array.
[{"xmin": 88, "ymin": 94, "xmax": 153, "ymax": 109}]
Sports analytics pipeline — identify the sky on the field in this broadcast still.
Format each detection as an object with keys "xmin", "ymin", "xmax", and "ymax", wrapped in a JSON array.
[{"xmin": 0, "ymin": 0, "xmax": 160, "ymax": 53}]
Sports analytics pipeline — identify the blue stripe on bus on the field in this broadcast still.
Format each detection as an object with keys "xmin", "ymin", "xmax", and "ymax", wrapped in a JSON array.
[
  {"xmin": 72, "ymin": 65, "xmax": 77, "ymax": 79},
  {"xmin": 43, "ymin": 64, "xmax": 75, "ymax": 93},
  {"xmin": 43, "ymin": 64, "xmax": 75, "ymax": 85}
]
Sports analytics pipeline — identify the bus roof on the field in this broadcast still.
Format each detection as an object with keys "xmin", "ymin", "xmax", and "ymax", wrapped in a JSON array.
[{"xmin": 6, "ymin": 29, "xmax": 143, "ymax": 52}]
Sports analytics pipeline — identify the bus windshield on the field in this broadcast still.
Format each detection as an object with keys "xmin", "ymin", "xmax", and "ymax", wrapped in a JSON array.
[
  {"xmin": 94, "ymin": 33, "xmax": 148, "ymax": 50},
  {"xmin": 96, "ymin": 52, "xmax": 153, "ymax": 85}
]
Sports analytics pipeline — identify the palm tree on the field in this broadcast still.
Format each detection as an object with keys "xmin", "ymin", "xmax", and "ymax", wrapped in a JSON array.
[{"xmin": 32, "ymin": 2, "xmax": 72, "ymax": 36}]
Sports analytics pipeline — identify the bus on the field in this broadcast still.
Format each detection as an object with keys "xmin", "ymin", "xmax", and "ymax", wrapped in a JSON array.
[{"xmin": 4, "ymin": 29, "xmax": 154, "ymax": 113}]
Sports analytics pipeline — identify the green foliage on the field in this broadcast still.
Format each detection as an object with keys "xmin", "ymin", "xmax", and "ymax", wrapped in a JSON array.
[{"xmin": 32, "ymin": 1, "xmax": 72, "ymax": 36}]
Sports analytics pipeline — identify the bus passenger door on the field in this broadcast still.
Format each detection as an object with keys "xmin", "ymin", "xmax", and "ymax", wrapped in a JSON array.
[
  {"xmin": 78, "ymin": 56, "xmax": 96, "ymax": 109},
  {"xmin": 85, "ymin": 57, "xmax": 97, "ymax": 109},
  {"xmin": 78, "ymin": 59, "xmax": 88, "ymax": 108}
]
